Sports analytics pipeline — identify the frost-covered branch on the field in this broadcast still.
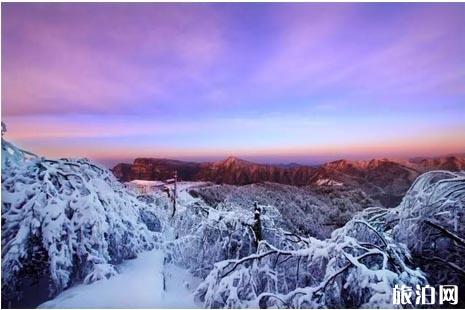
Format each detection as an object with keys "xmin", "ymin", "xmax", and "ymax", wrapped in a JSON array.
[{"xmin": 2, "ymin": 144, "xmax": 163, "ymax": 303}]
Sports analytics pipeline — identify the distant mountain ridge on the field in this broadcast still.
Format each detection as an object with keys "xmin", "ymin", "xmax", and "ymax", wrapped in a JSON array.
[
  {"xmin": 112, "ymin": 155, "xmax": 465, "ymax": 207},
  {"xmin": 112, "ymin": 156, "xmax": 317, "ymax": 186}
]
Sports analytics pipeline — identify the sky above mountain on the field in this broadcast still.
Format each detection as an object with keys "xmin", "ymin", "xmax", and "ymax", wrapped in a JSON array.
[{"xmin": 2, "ymin": 3, "xmax": 465, "ymax": 166}]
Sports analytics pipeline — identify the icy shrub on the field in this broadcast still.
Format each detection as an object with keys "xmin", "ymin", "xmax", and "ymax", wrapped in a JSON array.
[
  {"xmin": 165, "ymin": 203, "xmax": 258, "ymax": 278},
  {"xmin": 162, "ymin": 170, "xmax": 464, "ymax": 308},
  {"xmin": 345, "ymin": 171, "xmax": 465, "ymax": 303},
  {"xmin": 189, "ymin": 182, "xmax": 381, "ymax": 239},
  {"xmin": 165, "ymin": 198, "xmax": 291, "ymax": 279},
  {"xmin": 140, "ymin": 208, "xmax": 162, "ymax": 232},
  {"xmin": 195, "ymin": 221, "xmax": 426, "ymax": 308},
  {"xmin": 192, "ymin": 171, "xmax": 465, "ymax": 308},
  {"xmin": 1, "ymin": 143, "xmax": 159, "ymax": 303},
  {"xmin": 392, "ymin": 171, "xmax": 465, "ymax": 296},
  {"xmin": 1, "ymin": 130, "xmax": 37, "ymax": 169}
]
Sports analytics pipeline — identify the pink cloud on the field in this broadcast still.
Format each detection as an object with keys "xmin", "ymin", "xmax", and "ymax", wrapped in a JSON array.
[{"xmin": 2, "ymin": 4, "xmax": 226, "ymax": 116}]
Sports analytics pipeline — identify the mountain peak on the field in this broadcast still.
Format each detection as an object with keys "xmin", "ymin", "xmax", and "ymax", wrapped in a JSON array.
[
  {"xmin": 219, "ymin": 156, "xmax": 252, "ymax": 166},
  {"xmin": 324, "ymin": 158, "xmax": 393, "ymax": 170}
]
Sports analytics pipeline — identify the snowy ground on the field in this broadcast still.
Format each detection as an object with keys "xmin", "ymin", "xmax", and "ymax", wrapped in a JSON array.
[
  {"xmin": 39, "ymin": 249, "xmax": 200, "ymax": 309},
  {"xmin": 39, "ymin": 181, "xmax": 207, "ymax": 309},
  {"xmin": 129, "ymin": 180, "xmax": 166, "ymax": 186}
]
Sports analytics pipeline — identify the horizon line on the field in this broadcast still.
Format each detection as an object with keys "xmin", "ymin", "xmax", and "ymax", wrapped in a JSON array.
[{"xmin": 101, "ymin": 151, "xmax": 465, "ymax": 168}]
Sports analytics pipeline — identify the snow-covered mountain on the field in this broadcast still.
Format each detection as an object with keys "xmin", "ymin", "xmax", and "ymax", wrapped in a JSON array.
[
  {"xmin": 112, "ymin": 155, "xmax": 465, "ymax": 207},
  {"xmin": 308, "ymin": 157, "xmax": 465, "ymax": 207},
  {"xmin": 308, "ymin": 158, "xmax": 420, "ymax": 207}
]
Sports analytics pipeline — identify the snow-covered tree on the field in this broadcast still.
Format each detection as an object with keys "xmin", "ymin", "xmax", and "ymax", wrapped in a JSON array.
[
  {"xmin": 188, "ymin": 170, "xmax": 465, "ymax": 308},
  {"xmin": 2, "ymin": 121, "xmax": 7, "ymax": 136},
  {"xmin": 345, "ymin": 170, "xmax": 465, "ymax": 300},
  {"xmin": 189, "ymin": 182, "xmax": 382, "ymax": 239},
  {"xmin": 165, "ymin": 202, "xmax": 258, "ymax": 278},
  {"xmin": 391, "ymin": 171, "xmax": 465, "ymax": 295},
  {"xmin": 164, "ymin": 190, "xmax": 295, "ymax": 279},
  {"xmin": 1, "ymin": 124, "xmax": 38, "ymax": 169},
  {"xmin": 1, "ymin": 138, "xmax": 162, "ymax": 305},
  {"xmin": 194, "ymin": 218, "xmax": 426, "ymax": 308}
]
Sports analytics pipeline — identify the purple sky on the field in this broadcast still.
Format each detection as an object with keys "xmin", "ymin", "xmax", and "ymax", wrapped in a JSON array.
[{"xmin": 2, "ymin": 3, "xmax": 465, "ymax": 166}]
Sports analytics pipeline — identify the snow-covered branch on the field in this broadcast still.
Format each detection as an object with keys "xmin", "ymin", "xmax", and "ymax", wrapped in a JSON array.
[{"xmin": 2, "ymin": 140, "xmax": 163, "ymax": 303}]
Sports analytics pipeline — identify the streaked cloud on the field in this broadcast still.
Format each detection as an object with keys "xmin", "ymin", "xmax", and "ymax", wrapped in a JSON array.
[{"xmin": 2, "ymin": 3, "xmax": 464, "ymax": 165}]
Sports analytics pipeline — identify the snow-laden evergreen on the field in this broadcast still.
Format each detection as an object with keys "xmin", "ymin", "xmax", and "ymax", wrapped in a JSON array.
[{"xmin": 1, "ymin": 137, "xmax": 163, "ymax": 304}]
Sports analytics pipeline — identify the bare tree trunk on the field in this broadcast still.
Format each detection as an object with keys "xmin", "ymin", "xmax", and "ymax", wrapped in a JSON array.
[
  {"xmin": 253, "ymin": 203, "xmax": 262, "ymax": 245},
  {"xmin": 171, "ymin": 170, "xmax": 177, "ymax": 217}
]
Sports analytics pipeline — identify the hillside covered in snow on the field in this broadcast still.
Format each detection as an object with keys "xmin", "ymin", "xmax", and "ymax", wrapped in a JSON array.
[
  {"xmin": 113, "ymin": 155, "xmax": 465, "ymax": 208},
  {"xmin": 2, "ymin": 135, "xmax": 465, "ymax": 308}
]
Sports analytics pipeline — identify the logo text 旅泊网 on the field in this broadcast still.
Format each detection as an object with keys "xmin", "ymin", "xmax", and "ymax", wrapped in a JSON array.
[{"xmin": 393, "ymin": 285, "xmax": 458, "ymax": 305}]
